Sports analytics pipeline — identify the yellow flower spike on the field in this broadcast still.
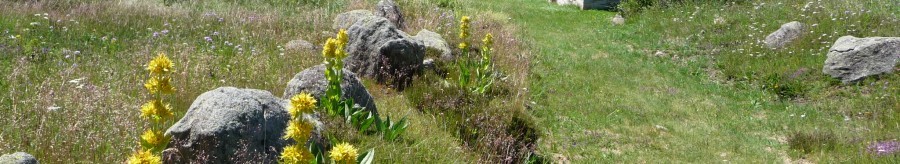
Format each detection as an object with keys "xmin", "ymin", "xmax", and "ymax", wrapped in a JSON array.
[
  {"xmin": 127, "ymin": 149, "xmax": 162, "ymax": 164},
  {"xmin": 336, "ymin": 29, "xmax": 349, "ymax": 46},
  {"xmin": 282, "ymin": 120, "xmax": 313, "ymax": 141},
  {"xmin": 458, "ymin": 16, "xmax": 471, "ymax": 40},
  {"xmin": 482, "ymin": 33, "xmax": 493, "ymax": 48},
  {"xmin": 322, "ymin": 38, "xmax": 337, "ymax": 59},
  {"xmin": 289, "ymin": 93, "xmax": 317, "ymax": 118},
  {"xmin": 141, "ymin": 129, "xmax": 165, "ymax": 147},
  {"xmin": 144, "ymin": 76, "xmax": 175, "ymax": 94},
  {"xmin": 329, "ymin": 142, "xmax": 358, "ymax": 164},
  {"xmin": 280, "ymin": 144, "xmax": 311, "ymax": 164},
  {"xmin": 146, "ymin": 53, "xmax": 174, "ymax": 75}
]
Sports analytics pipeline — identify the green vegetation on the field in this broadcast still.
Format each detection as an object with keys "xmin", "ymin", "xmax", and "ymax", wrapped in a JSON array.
[{"xmin": 1, "ymin": 0, "xmax": 897, "ymax": 163}]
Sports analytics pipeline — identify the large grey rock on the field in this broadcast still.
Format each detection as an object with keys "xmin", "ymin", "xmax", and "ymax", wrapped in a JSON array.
[
  {"xmin": 375, "ymin": 0, "xmax": 405, "ymax": 29},
  {"xmin": 551, "ymin": 0, "xmax": 620, "ymax": 10},
  {"xmin": 333, "ymin": 10, "xmax": 374, "ymax": 30},
  {"xmin": 764, "ymin": 21, "xmax": 805, "ymax": 49},
  {"xmin": 0, "ymin": 152, "xmax": 38, "ymax": 164},
  {"xmin": 344, "ymin": 15, "xmax": 425, "ymax": 89},
  {"xmin": 823, "ymin": 36, "xmax": 900, "ymax": 83},
  {"xmin": 283, "ymin": 64, "xmax": 378, "ymax": 116},
  {"xmin": 412, "ymin": 29, "xmax": 452, "ymax": 60},
  {"xmin": 164, "ymin": 87, "xmax": 325, "ymax": 163}
]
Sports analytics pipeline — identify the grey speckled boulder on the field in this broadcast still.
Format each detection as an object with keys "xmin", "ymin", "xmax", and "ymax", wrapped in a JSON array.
[
  {"xmin": 164, "ymin": 87, "xmax": 325, "ymax": 163},
  {"xmin": 823, "ymin": 36, "xmax": 900, "ymax": 83},
  {"xmin": 764, "ymin": 21, "xmax": 805, "ymax": 49},
  {"xmin": 283, "ymin": 64, "xmax": 378, "ymax": 117},
  {"xmin": 333, "ymin": 10, "xmax": 374, "ymax": 30},
  {"xmin": 412, "ymin": 29, "xmax": 452, "ymax": 60},
  {"xmin": 375, "ymin": 0, "xmax": 405, "ymax": 29},
  {"xmin": 0, "ymin": 152, "xmax": 38, "ymax": 164},
  {"xmin": 344, "ymin": 14, "xmax": 425, "ymax": 89}
]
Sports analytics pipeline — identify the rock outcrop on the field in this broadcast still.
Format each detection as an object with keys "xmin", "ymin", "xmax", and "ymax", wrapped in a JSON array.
[
  {"xmin": 283, "ymin": 64, "xmax": 378, "ymax": 116},
  {"xmin": 375, "ymin": 0, "xmax": 405, "ymax": 29},
  {"xmin": 343, "ymin": 14, "xmax": 425, "ymax": 89},
  {"xmin": 164, "ymin": 87, "xmax": 325, "ymax": 163},
  {"xmin": 333, "ymin": 10, "xmax": 375, "ymax": 30},
  {"xmin": 823, "ymin": 36, "xmax": 900, "ymax": 83},
  {"xmin": 412, "ymin": 29, "xmax": 452, "ymax": 60}
]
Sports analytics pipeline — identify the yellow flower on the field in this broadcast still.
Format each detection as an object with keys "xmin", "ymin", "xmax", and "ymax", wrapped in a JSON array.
[
  {"xmin": 322, "ymin": 38, "xmax": 337, "ymax": 59},
  {"xmin": 144, "ymin": 76, "xmax": 175, "ymax": 94},
  {"xmin": 141, "ymin": 129, "xmax": 165, "ymax": 146},
  {"xmin": 127, "ymin": 149, "xmax": 162, "ymax": 164},
  {"xmin": 282, "ymin": 120, "xmax": 313, "ymax": 141},
  {"xmin": 146, "ymin": 53, "xmax": 174, "ymax": 75},
  {"xmin": 140, "ymin": 100, "xmax": 173, "ymax": 121},
  {"xmin": 329, "ymin": 142, "xmax": 358, "ymax": 164},
  {"xmin": 482, "ymin": 33, "xmax": 493, "ymax": 48},
  {"xmin": 458, "ymin": 16, "xmax": 471, "ymax": 40},
  {"xmin": 280, "ymin": 144, "xmax": 311, "ymax": 164},
  {"xmin": 336, "ymin": 29, "xmax": 349, "ymax": 46},
  {"xmin": 458, "ymin": 42, "xmax": 468, "ymax": 50},
  {"xmin": 289, "ymin": 93, "xmax": 317, "ymax": 118}
]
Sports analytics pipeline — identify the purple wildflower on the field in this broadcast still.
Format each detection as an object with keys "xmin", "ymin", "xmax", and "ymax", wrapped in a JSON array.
[
  {"xmin": 152, "ymin": 32, "xmax": 160, "ymax": 37},
  {"xmin": 204, "ymin": 36, "xmax": 212, "ymax": 42},
  {"xmin": 868, "ymin": 140, "xmax": 900, "ymax": 156},
  {"xmin": 161, "ymin": 29, "xmax": 169, "ymax": 35}
]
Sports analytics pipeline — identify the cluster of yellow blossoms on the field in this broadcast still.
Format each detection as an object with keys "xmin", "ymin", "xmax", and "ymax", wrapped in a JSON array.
[
  {"xmin": 280, "ymin": 93, "xmax": 317, "ymax": 163},
  {"xmin": 129, "ymin": 53, "xmax": 177, "ymax": 164},
  {"xmin": 329, "ymin": 142, "xmax": 359, "ymax": 164},
  {"xmin": 458, "ymin": 16, "xmax": 471, "ymax": 50}
]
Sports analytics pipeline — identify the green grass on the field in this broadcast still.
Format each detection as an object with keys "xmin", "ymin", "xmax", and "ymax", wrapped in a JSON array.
[
  {"xmin": 464, "ymin": 0, "xmax": 898, "ymax": 162},
  {"xmin": 1, "ymin": 0, "xmax": 898, "ymax": 163}
]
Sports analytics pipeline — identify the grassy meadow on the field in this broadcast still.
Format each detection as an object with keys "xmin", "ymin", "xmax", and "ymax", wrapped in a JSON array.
[{"xmin": 1, "ymin": 0, "xmax": 898, "ymax": 163}]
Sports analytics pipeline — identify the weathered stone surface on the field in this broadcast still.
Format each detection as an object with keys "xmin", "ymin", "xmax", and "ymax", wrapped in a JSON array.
[
  {"xmin": 375, "ymin": 0, "xmax": 405, "ymax": 29},
  {"xmin": 283, "ymin": 64, "xmax": 378, "ymax": 116},
  {"xmin": 551, "ymin": 0, "xmax": 621, "ymax": 10},
  {"xmin": 164, "ymin": 87, "xmax": 325, "ymax": 163},
  {"xmin": 764, "ymin": 21, "xmax": 805, "ymax": 49},
  {"xmin": 412, "ymin": 29, "xmax": 452, "ymax": 60},
  {"xmin": 333, "ymin": 10, "xmax": 374, "ymax": 30},
  {"xmin": 344, "ymin": 15, "xmax": 425, "ymax": 89},
  {"xmin": 0, "ymin": 152, "xmax": 38, "ymax": 164},
  {"xmin": 285, "ymin": 39, "xmax": 315, "ymax": 52},
  {"xmin": 823, "ymin": 36, "xmax": 900, "ymax": 83}
]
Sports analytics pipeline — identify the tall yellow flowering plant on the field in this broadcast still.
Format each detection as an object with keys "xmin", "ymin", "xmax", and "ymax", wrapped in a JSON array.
[
  {"xmin": 456, "ymin": 16, "xmax": 495, "ymax": 95},
  {"xmin": 322, "ymin": 29, "xmax": 349, "ymax": 116},
  {"xmin": 280, "ymin": 93, "xmax": 317, "ymax": 164},
  {"xmin": 457, "ymin": 16, "xmax": 473, "ymax": 88},
  {"xmin": 128, "ymin": 53, "xmax": 177, "ymax": 164}
]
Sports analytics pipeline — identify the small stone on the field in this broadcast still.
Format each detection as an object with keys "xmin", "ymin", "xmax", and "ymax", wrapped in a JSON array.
[
  {"xmin": 284, "ymin": 39, "xmax": 315, "ymax": 52},
  {"xmin": 611, "ymin": 14, "xmax": 625, "ymax": 25},
  {"xmin": 764, "ymin": 21, "xmax": 805, "ymax": 49}
]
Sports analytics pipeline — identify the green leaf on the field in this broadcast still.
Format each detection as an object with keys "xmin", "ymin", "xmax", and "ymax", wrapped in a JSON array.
[{"xmin": 357, "ymin": 148, "xmax": 375, "ymax": 164}]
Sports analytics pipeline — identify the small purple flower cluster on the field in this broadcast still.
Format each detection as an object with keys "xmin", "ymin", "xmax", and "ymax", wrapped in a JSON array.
[{"xmin": 867, "ymin": 140, "xmax": 900, "ymax": 156}]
